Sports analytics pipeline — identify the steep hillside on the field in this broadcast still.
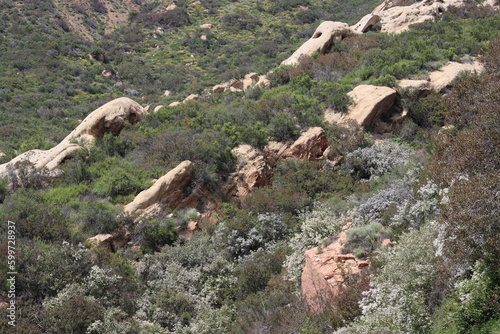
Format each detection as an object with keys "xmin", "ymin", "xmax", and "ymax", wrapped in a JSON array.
[{"xmin": 0, "ymin": 0, "xmax": 498, "ymax": 333}]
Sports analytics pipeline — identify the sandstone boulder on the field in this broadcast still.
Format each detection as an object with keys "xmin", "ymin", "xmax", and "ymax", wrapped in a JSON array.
[
  {"xmin": 351, "ymin": 14, "xmax": 381, "ymax": 33},
  {"xmin": 212, "ymin": 84, "xmax": 226, "ymax": 94},
  {"xmin": 264, "ymin": 141, "xmax": 290, "ymax": 166},
  {"xmin": 154, "ymin": 105, "xmax": 164, "ymax": 112},
  {"xmin": 429, "ymin": 61, "xmax": 483, "ymax": 92},
  {"xmin": 302, "ymin": 224, "xmax": 370, "ymax": 313},
  {"xmin": 124, "ymin": 161, "xmax": 195, "ymax": 215},
  {"xmin": 281, "ymin": 21, "xmax": 353, "ymax": 66},
  {"xmin": 183, "ymin": 94, "xmax": 199, "ymax": 102},
  {"xmin": 64, "ymin": 97, "xmax": 146, "ymax": 142},
  {"xmin": 397, "ymin": 79, "xmax": 432, "ymax": 97},
  {"xmin": 283, "ymin": 127, "xmax": 329, "ymax": 161},
  {"xmin": 169, "ymin": 101, "xmax": 181, "ymax": 107},
  {"xmin": 0, "ymin": 98, "xmax": 146, "ymax": 182},
  {"xmin": 199, "ymin": 23, "xmax": 213, "ymax": 29},
  {"xmin": 372, "ymin": 0, "xmax": 420, "ymax": 13},
  {"xmin": 373, "ymin": 0, "xmax": 467, "ymax": 33},
  {"xmin": 223, "ymin": 145, "xmax": 272, "ymax": 202},
  {"xmin": 87, "ymin": 234, "xmax": 114, "ymax": 252},
  {"xmin": 166, "ymin": 3, "xmax": 178, "ymax": 11},
  {"xmin": 229, "ymin": 79, "xmax": 244, "ymax": 90},
  {"xmin": 346, "ymin": 85, "xmax": 396, "ymax": 127}
]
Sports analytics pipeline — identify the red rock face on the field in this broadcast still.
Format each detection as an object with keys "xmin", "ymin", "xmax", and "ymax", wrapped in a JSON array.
[
  {"xmin": 301, "ymin": 225, "xmax": 371, "ymax": 313},
  {"xmin": 284, "ymin": 127, "xmax": 329, "ymax": 161}
]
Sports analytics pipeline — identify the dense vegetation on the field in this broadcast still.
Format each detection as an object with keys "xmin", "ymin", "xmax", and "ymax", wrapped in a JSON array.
[{"xmin": 0, "ymin": 0, "xmax": 499, "ymax": 333}]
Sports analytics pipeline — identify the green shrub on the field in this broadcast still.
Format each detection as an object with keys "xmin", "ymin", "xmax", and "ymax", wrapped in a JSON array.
[
  {"xmin": 91, "ymin": 162, "xmax": 148, "ymax": 201},
  {"xmin": 45, "ymin": 296, "xmax": 104, "ymax": 334},
  {"xmin": 141, "ymin": 219, "xmax": 177, "ymax": 254}
]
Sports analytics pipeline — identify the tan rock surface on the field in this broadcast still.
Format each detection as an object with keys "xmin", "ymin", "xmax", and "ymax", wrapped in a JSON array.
[
  {"xmin": 374, "ymin": 0, "xmax": 466, "ymax": 33},
  {"xmin": 429, "ymin": 61, "xmax": 483, "ymax": 92},
  {"xmin": 124, "ymin": 161, "xmax": 195, "ymax": 215},
  {"xmin": 346, "ymin": 85, "xmax": 397, "ymax": 127},
  {"xmin": 87, "ymin": 234, "xmax": 114, "ymax": 252},
  {"xmin": 283, "ymin": 127, "xmax": 329, "ymax": 161},
  {"xmin": 351, "ymin": 14, "xmax": 381, "ymax": 33},
  {"xmin": 302, "ymin": 225, "xmax": 370, "ymax": 313},
  {"xmin": 63, "ymin": 97, "xmax": 146, "ymax": 142},
  {"xmin": 223, "ymin": 145, "xmax": 272, "ymax": 202},
  {"xmin": 281, "ymin": 21, "xmax": 353, "ymax": 66},
  {"xmin": 397, "ymin": 79, "xmax": 432, "ymax": 97},
  {"xmin": 0, "ymin": 97, "xmax": 146, "ymax": 180}
]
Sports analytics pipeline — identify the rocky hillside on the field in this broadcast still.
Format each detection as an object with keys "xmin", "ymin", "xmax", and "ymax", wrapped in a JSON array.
[{"xmin": 0, "ymin": 0, "xmax": 499, "ymax": 333}]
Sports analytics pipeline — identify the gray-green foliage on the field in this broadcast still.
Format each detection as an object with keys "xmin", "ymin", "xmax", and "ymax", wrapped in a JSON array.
[
  {"xmin": 284, "ymin": 199, "xmax": 354, "ymax": 284},
  {"xmin": 345, "ymin": 140, "xmax": 414, "ymax": 180},
  {"xmin": 338, "ymin": 221, "xmax": 443, "ymax": 334}
]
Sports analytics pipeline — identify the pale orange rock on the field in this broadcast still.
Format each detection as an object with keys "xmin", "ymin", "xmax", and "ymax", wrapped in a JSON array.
[
  {"xmin": 429, "ymin": 61, "xmax": 484, "ymax": 92},
  {"xmin": 284, "ymin": 127, "xmax": 329, "ymax": 161},
  {"xmin": 124, "ymin": 161, "xmax": 195, "ymax": 215},
  {"xmin": 382, "ymin": 238, "xmax": 393, "ymax": 247},
  {"xmin": 166, "ymin": 3, "xmax": 178, "ymax": 11},
  {"xmin": 0, "ymin": 98, "xmax": 146, "ymax": 181},
  {"xmin": 302, "ymin": 224, "xmax": 370, "ymax": 313},
  {"xmin": 282, "ymin": 21, "xmax": 353, "ymax": 66},
  {"xmin": 223, "ymin": 145, "xmax": 272, "ymax": 202},
  {"xmin": 347, "ymin": 85, "xmax": 397, "ymax": 127}
]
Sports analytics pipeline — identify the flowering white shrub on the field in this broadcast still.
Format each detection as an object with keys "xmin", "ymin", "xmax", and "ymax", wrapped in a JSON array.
[
  {"xmin": 390, "ymin": 180, "xmax": 441, "ymax": 229},
  {"xmin": 215, "ymin": 212, "xmax": 289, "ymax": 258},
  {"xmin": 345, "ymin": 140, "xmax": 414, "ymax": 180},
  {"xmin": 356, "ymin": 182, "xmax": 413, "ymax": 225},
  {"xmin": 337, "ymin": 221, "xmax": 442, "ymax": 334},
  {"xmin": 284, "ymin": 201, "xmax": 354, "ymax": 284}
]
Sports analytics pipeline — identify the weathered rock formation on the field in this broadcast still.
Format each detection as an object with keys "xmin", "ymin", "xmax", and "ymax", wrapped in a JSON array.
[
  {"xmin": 302, "ymin": 224, "xmax": 370, "ymax": 313},
  {"xmin": 124, "ymin": 161, "xmax": 195, "ymax": 215},
  {"xmin": 373, "ymin": 0, "xmax": 470, "ymax": 33},
  {"xmin": 212, "ymin": 73, "xmax": 270, "ymax": 94},
  {"xmin": 264, "ymin": 127, "xmax": 330, "ymax": 165},
  {"xmin": 428, "ymin": 61, "xmax": 483, "ymax": 92},
  {"xmin": 351, "ymin": 14, "xmax": 381, "ymax": 33},
  {"xmin": 282, "ymin": 127, "xmax": 329, "ymax": 161},
  {"xmin": 64, "ymin": 97, "xmax": 146, "ymax": 142},
  {"xmin": 326, "ymin": 85, "xmax": 397, "ymax": 129},
  {"xmin": 223, "ymin": 145, "xmax": 273, "ymax": 202},
  {"xmin": 281, "ymin": 21, "xmax": 354, "ymax": 66},
  {"xmin": 0, "ymin": 97, "xmax": 146, "ymax": 182},
  {"xmin": 397, "ymin": 79, "xmax": 432, "ymax": 98}
]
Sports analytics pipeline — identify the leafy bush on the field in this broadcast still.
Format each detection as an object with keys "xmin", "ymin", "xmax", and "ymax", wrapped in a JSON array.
[
  {"xmin": 344, "ymin": 222, "xmax": 392, "ymax": 257},
  {"xmin": 140, "ymin": 219, "xmax": 177, "ymax": 254},
  {"xmin": 345, "ymin": 140, "xmax": 414, "ymax": 180},
  {"xmin": 91, "ymin": 161, "xmax": 148, "ymax": 201},
  {"xmin": 341, "ymin": 221, "xmax": 442, "ymax": 333},
  {"xmin": 285, "ymin": 199, "xmax": 353, "ymax": 284},
  {"xmin": 221, "ymin": 10, "xmax": 262, "ymax": 32}
]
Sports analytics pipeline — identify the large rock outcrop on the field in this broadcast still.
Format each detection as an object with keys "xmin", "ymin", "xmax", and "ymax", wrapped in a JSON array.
[
  {"xmin": 397, "ymin": 79, "xmax": 432, "ymax": 98},
  {"xmin": 373, "ymin": 0, "xmax": 467, "ymax": 33},
  {"xmin": 351, "ymin": 14, "xmax": 381, "ymax": 33},
  {"xmin": 302, "ymin": 224, "xmax": 370, "ymax": 313},
  {"xmin": 211, "ymin": 73, "xmax": 270, "ymax": 94},
  {"xmin": 124, "ymin": 161, "xmax": 195, "ymax": 215},
  {"xmin": 281, "ymin": 21, "xmax": 353, "ymax": 66},
  {"xmin": 223, "ymin": 145, "xmax": 272, "ymax": 202},
  {"xmin": 264, "ymin": 127, "xmax": 330, "ymax": 165},
  {"xmin": 282, "ymin": 127, "xmax": 329, "ymax": 161},
  {"xmin": 0, "ymin": 97, "xmax": 146, "ymax": 182},
  {"xmin": 326, "ymin": 85, "xmax": 396, "ymax": 128},
  {"xmin": 429, "ymin": 61, "xmax": 483, "ymax": 92}
]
